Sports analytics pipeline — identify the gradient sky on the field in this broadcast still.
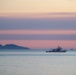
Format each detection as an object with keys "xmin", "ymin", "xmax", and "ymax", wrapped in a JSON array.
[
  {"xmin": 0, "ymin": 0, "xmax": 76, "ymax": 13},
  {"xmin": 0, "ymin": 0, "xmax": 76, "ymax": 49}
]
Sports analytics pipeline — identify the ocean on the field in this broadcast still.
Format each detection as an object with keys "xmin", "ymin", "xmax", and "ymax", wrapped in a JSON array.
[{"xmin": 0, "ymin": 49, "xmax": 76, "ymax": 75}]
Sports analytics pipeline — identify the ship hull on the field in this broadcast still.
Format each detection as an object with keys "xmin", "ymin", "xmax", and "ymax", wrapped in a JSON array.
[{"xmin": 46, "ymin": 50, "xmax": 66, "ymax": 52}]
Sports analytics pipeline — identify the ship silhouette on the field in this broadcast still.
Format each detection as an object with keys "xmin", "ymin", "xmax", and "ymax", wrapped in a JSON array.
[{"xmin": 46, "ymin": 46, "xmax": 66, "ymax": 52}]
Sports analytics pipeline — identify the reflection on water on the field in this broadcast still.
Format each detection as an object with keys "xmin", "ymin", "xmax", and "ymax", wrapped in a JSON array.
[{"xmin": 0, "ymin": 50, "xmax": 76, "ymax": 75}]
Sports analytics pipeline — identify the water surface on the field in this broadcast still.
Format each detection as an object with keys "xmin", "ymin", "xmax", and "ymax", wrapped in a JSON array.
[{"xmin": 0, "ymin": 49, "xmax": 76, "ymax": 75}]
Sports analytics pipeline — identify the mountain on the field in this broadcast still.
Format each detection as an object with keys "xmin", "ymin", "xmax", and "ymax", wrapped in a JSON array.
[{"xmin": 0, "ymin": 44, "xmax": 29, "ymax": 49}]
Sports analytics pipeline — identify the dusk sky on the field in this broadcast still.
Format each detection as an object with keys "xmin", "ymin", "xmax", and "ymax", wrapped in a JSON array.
[{"xmin": 0, "ymin": 0, "xmax": 76, "ymax": 49}]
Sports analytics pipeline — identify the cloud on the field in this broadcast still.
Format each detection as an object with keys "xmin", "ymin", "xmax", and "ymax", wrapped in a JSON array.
[
  {"xmin": 0, "ymin": 30, "xmax": 76, "ymax": 35},
  {"xmin": 0, "ymin": 17, "xmax": 76, "ymax": 30},
  {"xmin": 0, "ymin": 12, "xmax": 76, "ymax": 19},
  {"xmin": 43, "ymin": 12, "xmax": 76, "ymax": 15},
  {"xmin": 0, "ymin": 34, "xmax": 76, "ymax": 40}
]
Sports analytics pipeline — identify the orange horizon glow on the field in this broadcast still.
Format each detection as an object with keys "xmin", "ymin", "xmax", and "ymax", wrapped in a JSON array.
[{"xmin": 0, "ymin": 0, "xmax": 76, "ymax": 13}]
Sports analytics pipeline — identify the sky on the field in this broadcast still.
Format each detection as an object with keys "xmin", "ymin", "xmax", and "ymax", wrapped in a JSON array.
[{"xmin": 0, "ymin": 0, "xmax": 76, "ymax": 49}]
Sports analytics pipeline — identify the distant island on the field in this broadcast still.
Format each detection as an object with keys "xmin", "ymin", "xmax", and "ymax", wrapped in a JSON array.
[{"xmin": 0, "ymin": 44, "xmax": 30, "ymax": 49}]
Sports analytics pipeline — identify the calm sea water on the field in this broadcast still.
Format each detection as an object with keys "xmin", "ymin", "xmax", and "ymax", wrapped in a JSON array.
[{"xmin": 0, "ymin": 49, "xmax": 76, "ymax": 75}]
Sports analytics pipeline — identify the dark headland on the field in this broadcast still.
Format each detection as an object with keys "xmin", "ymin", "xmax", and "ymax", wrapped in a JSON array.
[{"xmin": 0, "ymin": 44, "xmax": 30, "ymax": 49}]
